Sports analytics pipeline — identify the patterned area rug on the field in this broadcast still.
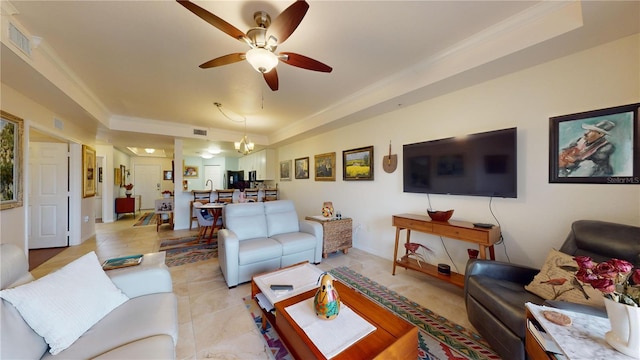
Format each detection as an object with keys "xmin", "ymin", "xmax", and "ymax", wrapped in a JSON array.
[
  {"xmin": 133, "ymin": 212, "xmax": 157, "ymax": 226},
  {"xmin": 245, "ymin": 266, "xmax": 500, "ymax": 360},
  {"xmin": 159, "ymin": 235, "xmax": 217, "ymax": 267}
]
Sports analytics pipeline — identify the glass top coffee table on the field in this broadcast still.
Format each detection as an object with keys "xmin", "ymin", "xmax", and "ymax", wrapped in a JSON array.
[{"xmin": 251, "ymin": 262, "xmax": 417, "ymax": 360}]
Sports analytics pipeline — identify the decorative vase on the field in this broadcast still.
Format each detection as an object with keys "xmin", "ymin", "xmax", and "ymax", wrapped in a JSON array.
[
  {"xmin": 467, "ymin": 249, "xmax": 479, "ymax": 259},
  {"xmin": 604, "ymin": 297, "xmax": 640, "ymax": 358},
  {"xmin": 314, "ymin": 273, "xmax": 340, "ymax": 320},
  {"xmin": 163, "ymin": 193, "xmax": 171, "ymax": 198},
  {"xmin": 125, "ymin": 190, "xmax": 132, "ymax": 198},
  {"xmin": 322, "ymin": 201, "xmax": 334, "ymax": 218}
]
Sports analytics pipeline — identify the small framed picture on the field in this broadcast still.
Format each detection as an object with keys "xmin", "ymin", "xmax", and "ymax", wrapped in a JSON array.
[
  {"xmin": 314, "ymin": 152, "xmax": 336, "ymax": 181},
  {"xmin": 280, "ymin": 160, "xmax": 292, "ymax": 181},
  {"xmin": 163, "ymin": 170, "xmax": 173, "ymax": 181},
  {"xmin": 295, "ymin": 157, "xmax": 309, "ymax": 179},
  {"xmin": 120, "ymin": 164, "xmax": 126, "ymax": 187},
  {"xmin": 549, "ymin": 103, "xmax": 639, "ymax": 184},
  {"xmin": 82, "ymin": 145, "xmax": 96, "ymax": 198},
  {"xmin": 184, "ymin": 165, "xmax": 198, "ymax": 178},
  {"xmin": 343, "ymin": 146, "xmax": 374, "ymax": 181}
]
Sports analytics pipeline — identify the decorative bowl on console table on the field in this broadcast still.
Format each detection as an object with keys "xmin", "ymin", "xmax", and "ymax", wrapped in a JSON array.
[{"xmin": 427, "ymin": 209, "xmax": 454, "ymax": 222}]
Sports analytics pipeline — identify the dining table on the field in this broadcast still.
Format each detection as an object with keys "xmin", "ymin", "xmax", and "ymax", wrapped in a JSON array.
[{"xmin": 200, "ymin": 203, "xmax": 225, "ymax": 242}]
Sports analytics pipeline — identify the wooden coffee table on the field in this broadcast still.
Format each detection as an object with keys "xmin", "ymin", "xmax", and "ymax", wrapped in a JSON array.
[{"xmin": 251, "ymin": 264, "xmax": 417, "ymax": 360}]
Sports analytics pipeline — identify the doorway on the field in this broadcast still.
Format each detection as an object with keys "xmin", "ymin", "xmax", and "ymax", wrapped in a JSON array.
[
  {"xmin": 134, "ymin": 164, "xmax": 161, "ymax": 209},
  {"xmin": 28, "ymin": 141, "xmax": 69, "ymax": 249}
]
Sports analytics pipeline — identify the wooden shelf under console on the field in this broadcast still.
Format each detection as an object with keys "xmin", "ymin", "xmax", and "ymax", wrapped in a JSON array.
[{"xmin": 392, "ymin": 213, "xmax": 500, "ymax": 287}]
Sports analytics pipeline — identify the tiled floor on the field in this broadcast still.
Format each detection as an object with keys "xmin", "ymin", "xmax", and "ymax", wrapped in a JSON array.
[{"xmin": 32, "ymin": 214, "xmax": 474, "ymax": 360}]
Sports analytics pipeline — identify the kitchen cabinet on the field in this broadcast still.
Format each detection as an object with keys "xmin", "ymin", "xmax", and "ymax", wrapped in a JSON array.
[{"xmin": 239, "ymin": 149, "xmax": 275, "ymax": 180}]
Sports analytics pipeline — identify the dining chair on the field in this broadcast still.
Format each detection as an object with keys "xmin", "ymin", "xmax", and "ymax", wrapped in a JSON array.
[{"xmin": 193, "ymin": 202, "xmax": 214, "ymax": 242}]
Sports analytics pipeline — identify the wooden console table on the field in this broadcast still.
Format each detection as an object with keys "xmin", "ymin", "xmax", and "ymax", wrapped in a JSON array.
[
  {"xmin": 392, "ymin": 213, "xmax": 500, "ymax": 287},
  {"xmin": 115, "ymin": 196, "xmax": 140, "ymax": 220}
]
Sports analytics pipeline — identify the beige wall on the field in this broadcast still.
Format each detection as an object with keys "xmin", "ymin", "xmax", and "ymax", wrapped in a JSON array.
[
  {"xmin": 1, "ymin": 83, "xmax": 98, "ymax": 250},
  {"xmin": 276, "ymin": 34, "xmax": 640, "ymax": 270},
  {"xmin": 2, "ymin": 35, "xmax": 638, "ymax": 267}
]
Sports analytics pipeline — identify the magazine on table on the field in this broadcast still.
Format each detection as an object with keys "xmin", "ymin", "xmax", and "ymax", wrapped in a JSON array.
[{"xmin": 102, "ymin": 254, "xmax": 143, "ymax": 270}]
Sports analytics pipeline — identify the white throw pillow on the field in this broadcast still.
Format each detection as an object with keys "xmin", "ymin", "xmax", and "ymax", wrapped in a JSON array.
[{"xmin": 0, "ymin": 251, "xmax": 129, "ymax": 355}]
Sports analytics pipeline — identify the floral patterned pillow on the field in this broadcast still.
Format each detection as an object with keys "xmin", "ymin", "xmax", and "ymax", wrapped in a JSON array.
[{"xmin": 525, "ymin": 249, "xmax": 604, "ymax": 308}]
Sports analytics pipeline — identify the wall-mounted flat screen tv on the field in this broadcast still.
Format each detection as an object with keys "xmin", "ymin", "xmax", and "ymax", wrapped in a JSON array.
[{"xmin": 403, "ymin": 127, "xmax": 517, "ymax": 198}]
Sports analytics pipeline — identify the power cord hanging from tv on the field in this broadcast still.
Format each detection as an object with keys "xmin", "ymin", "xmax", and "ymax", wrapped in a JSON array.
[{"xmin": 489, "ymin": 196, "xmax": 511, "ymax": 263}]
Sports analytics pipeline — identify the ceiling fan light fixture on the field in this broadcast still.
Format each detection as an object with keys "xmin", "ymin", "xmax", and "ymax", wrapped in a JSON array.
[{"xmin": 246, "ymin": 48, "xmax": 278, "ymax": 73}]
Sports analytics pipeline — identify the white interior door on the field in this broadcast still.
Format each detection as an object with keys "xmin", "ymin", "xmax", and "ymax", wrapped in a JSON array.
[
  {"xmin": 29, "ymin": 142, "xmax": 69, "ymax": 249},
  {"xmin": 204, "ymin": 165, "xmax": 222, "ymax": 190},
  {"xmin": 134, "ymin": 164, "xmax": 161, "ymax": 209}
]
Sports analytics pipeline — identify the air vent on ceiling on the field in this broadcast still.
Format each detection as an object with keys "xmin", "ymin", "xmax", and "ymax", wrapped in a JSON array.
[
  {"xmin": 193, "ymin": 129, "xmax": 207, "ymax": 136},
  {"xmin": 54, "ymin": 118, "xmax": 64, "ymax": 130},
  {"xmin": 8, "ymin": 22, "xmax": 31, "ymax": 57}
]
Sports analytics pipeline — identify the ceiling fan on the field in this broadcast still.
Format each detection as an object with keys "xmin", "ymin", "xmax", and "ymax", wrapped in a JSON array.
[{"xmin": 177, "ymin": 0, "xmax": 332, "ymax": 91}]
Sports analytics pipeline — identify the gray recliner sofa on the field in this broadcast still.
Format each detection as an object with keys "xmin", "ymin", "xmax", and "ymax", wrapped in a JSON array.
[
  {"xmin": 218, "ymin": 200, "xmax": 323, "ymax": 287},
  {"xmin": 464, "ymin": 220, "xmax": 640, "ymax": 360},
  {"xmin": 0, "ymin": 244, "xmax": 178, "ymax": 359}
]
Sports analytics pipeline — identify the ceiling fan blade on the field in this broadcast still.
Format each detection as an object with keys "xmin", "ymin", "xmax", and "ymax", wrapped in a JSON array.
[
  {"xmin": 280, "ymin": 52, "xmax": 332, "ymax": 73},
  {"xmin": 267, "ymin": 0, "xmax": 309, "ymax": 45},
  {"xmin": 263, "ymin": 68, "xmax": 279, "ymax": 91},
  {"xmin": 177, "ymin": 0, "xmax": 246, "ymax": 41},
  {"xmin": 199, "ymin": 53, "xmax": 245, "ymax": 69}
]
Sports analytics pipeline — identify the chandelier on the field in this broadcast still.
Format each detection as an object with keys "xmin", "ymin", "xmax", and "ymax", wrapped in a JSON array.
[
  {"xmin": 234, "ymin": 120, "xmax": 254, "ymax": 155},
  {"xmin": 214, "ymin": 102, "xmax": 254, "ymax": 155}
]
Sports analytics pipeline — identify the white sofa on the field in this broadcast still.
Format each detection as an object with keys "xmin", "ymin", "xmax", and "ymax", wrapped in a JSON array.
[
  {"xmin": 218, "ymin": 200, "xmax": 323, "ymax": 287},
  {"xmin": 0, "ymin": 244, "xmax": 178, "ymax": 359}
]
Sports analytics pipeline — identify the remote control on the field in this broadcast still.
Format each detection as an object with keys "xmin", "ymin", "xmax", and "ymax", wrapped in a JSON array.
[
  {"xmin": 473, "ymin": 223, "xmax": 494, "ymax": 229},
  {"xmin": 270, "ymin": 284, "xmax": 293, "ymax": 291}
]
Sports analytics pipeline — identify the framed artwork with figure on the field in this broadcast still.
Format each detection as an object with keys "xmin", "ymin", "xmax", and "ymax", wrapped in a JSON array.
[
  {"xmin": 549, "ymin": 103, "xmax": 639, "ymax": 184},
  {"xmin": 295, "ymin": 157, "xmax": 309, "ymax": 179},
  {"xmin": 314, "ymin": 152, "xmax": 336, "ymax": 181},
  {"xmin": 280, "ymin": 160, "xmax": 291, "ymax": 181}
]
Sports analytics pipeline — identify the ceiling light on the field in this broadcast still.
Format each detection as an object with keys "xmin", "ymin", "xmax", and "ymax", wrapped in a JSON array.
[
  {"xmin": 235, "ymin": 118, "xmax": 254, "ymax": 155},
  {"xmin": 245, "ymin": 48, "xmax": 278, "ymax": 73},
  {"xmin": 234, "ymin": 135, "xmax": 255, "ymax": 155},
  {"xmin": 208, "ymin": 147, "xmax": 221, "ymax": 155},
  {"xmin": 201, "ymin": 152, "xmax": 213, "ymax": 159},
  {"xmin": 215, "ymin": 102, "xmax": 255, "ymax": 156},
  {"xmin": 145, "ymin": 148, "xmax": 155, "ymax": 154}
]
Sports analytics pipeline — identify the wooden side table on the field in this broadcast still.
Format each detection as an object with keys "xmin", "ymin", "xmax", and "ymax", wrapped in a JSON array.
[
  {"xmin": 155, "ymin": 198, "xmax": 174, "ymax": 231},
  {"xmin": 305, "ymin": 216, "xmax": 353, "ymax": 258}
]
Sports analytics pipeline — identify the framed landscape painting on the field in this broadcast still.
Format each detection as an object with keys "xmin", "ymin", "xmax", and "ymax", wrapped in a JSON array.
[
  {"xmin": 0, "ymin": 110, "xmax": 24, "ymax": 210},
  {"xmin": 314, "ymin": 152, "xmax": 336, "ymax": 181},
  {"xmin": 295, "ymin": 157, "xmax": 309, "ymax": 179},
  {"xmin": 343, "ymin": 146, "xmax": 374, "ymax": 181},
  {"xmin": 82, "ymin": 145, "xmax": 96, "ymax": 198},
  {"xmin": 549, "ymin": 103, "xmax": 639, "ymax": 184}
]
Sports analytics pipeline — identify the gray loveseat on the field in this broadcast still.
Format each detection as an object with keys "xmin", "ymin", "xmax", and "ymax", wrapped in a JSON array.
[
  {"xmin": 0, "ymin": 244, "xmax": 178, "ymax": 359},
  {"xmin": 464, "ymin": 220, "xmax": 640, "ymax": 360},
  {"xmin": 218, "ymin": 200, "xmax": 323, "ymax": 287}
]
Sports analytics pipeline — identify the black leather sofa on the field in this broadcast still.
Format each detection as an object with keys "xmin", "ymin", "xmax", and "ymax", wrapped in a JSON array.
[{"xmin": 464, "ymin": 220, "xmax": 640, "ymax": 360}]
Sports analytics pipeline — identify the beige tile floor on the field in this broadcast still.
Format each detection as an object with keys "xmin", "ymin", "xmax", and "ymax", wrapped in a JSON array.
[{"xmin": 32, "ymin": 214, "xmax": 474, "ymax": 360}]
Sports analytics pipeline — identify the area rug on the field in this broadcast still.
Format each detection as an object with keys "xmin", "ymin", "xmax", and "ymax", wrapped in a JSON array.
[
  {"xmin": 133, "ymin": 212, "xmax": 157, "ymax": 227},
  {"xmin": 158, "ymin": 235, "xmax": 217, "ymax": 267},
  {"xmin": 245, "ymin": 266, "xmax": 500, "ymax": 360}
]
